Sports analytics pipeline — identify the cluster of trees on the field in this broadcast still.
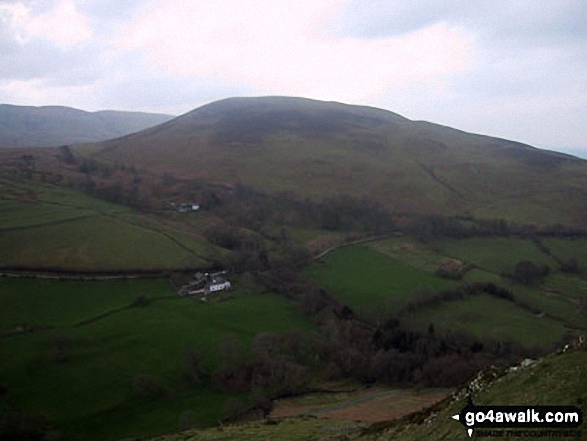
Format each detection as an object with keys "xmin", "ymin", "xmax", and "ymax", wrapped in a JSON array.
[
  {"xmin": 408, "ymin": 214, "xmax": 587, "ymax": 242},
  {"xmin": 205, "ymin": 185, "xmax": 395, "ymax": 236},
  {"xmin": 400, "ymin": 282, "xmax": 515, "ymax": 315},
  {"xmin": 77, "ymin": 170, "xmax": 144, "ymax": 208},
  {"xmin": 18, "ymin": 154, "xmax": 36, "ymax": 179},
  {"xmin": 406, "ymin": 215, "xmax": 515, "ymax": 241},
  {"xmin": 506, "ymin": 261, "xmax": 551, "ymax": 285}
]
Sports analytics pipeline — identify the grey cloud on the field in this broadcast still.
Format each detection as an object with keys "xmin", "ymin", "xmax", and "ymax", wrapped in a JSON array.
[
  {"xmin": 331, "ymin": 2, "xmax": 587, "ymax": 112},
  {"xmin": 326, "ymin": 0, "xmax": 462, "ymax": 37},
  {"xmin": 77, "ymin": 0, "xmax": 152, "ymax": 34},
  {"xmin": 331, "ymin": 1, "xmax": 587, "ymax": 48},
  {"xmin": 77, "ymin": 0, "xmax": 148, "ymax": 20},
  {"xmin": 0, "ymin": 30, "xmax": 109, "ymax": 86},
  {"xmin": 0, "ymin": 0, "xmax": 128, "ymax": 85},
  {"xmin": 0, "ymin": 37, "xmax": 105, "ymax": 84},
  {"xmin": 0, "ymin": 0, "xmax": 55, "ymax": 15},
  {"xmin": 96, "ymin": 64, "xmax": 259, "ymax": 114}
]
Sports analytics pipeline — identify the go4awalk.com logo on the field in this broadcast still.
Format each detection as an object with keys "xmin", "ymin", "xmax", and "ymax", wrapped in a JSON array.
[{"xmin": 451, "ymin": 398, "xmax": 583, "ymax": 438}]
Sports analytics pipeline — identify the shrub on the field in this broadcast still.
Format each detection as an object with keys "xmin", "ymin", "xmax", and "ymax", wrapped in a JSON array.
[{"xmin": 510, "ymin": 261, "xmax": 550, "ymax": 285}]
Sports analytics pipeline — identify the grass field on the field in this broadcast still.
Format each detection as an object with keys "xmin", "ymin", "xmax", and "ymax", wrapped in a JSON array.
[
  {"xmin": 304, "ymin": 246, "xmax": 457, "ymax": 314},
  {"xmin": 0, "ymin": 215, "xmax": 209, "ymax": 270},
  {"xmin": 428, "ymin": 237, "xmax": 587, "ymax": 333},
  {"xmin": 543, "ymin": 237, "xmax": 587, "ymax": 269},
  {"xmin": 0, "ymin": 278, "xmax": 169, "ymax": 331},
  {"xmin": 0, "ymin": 177, "xmax": 215, "ymax": 270},
  {"xmin": 305, "ymin": 239, "xmax": 585, "ymax": 348},
  {"xmin": 366, "ymin": 237, "xmax": 449, "ymax": 273},
  {"xmin": 0, "ymin": 201, "xmax": 95, "ymax": 230},
  {"xmin": 436, "ymin": 237, "xmax": 558, "ymax": 274},
  {"xmin": 406, "ymin": 293, "xmax": 568, "ymax": 348},
  {"xmin": 0, "ymin": 277, "xmax": 316, "ymax": 441}
]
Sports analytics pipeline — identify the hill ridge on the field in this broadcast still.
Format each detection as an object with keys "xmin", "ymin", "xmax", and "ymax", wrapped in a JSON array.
[
  {"xmin": 87, "ymin": 96, "xmax": 587, "ymax": 227},
  {"xmin": 0, "ymin": 104, "xmax": 174, "ymax": 148}
]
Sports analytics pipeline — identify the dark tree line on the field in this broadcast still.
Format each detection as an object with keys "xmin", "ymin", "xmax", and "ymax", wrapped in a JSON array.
[
  {"xmin": 407, "ymin": 214, "xmax": 587, "ymax": 241},
  {"xmin": 400, "ymin": 282, "xmax": 515, "ymax": 315},
  {"xmin": 204, "ymin": 185, "xmax": 395, "ymax": 237}
]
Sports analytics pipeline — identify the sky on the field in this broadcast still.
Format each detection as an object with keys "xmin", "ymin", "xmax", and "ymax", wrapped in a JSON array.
[{"xmin": 1, "ymin": 0, "xmax": 586, "ymax": 157}]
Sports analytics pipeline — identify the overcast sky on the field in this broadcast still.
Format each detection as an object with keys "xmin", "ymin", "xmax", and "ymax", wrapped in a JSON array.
[{"xmin": 1, "ymin": 0, "xmax": 586, "ymax": 157}]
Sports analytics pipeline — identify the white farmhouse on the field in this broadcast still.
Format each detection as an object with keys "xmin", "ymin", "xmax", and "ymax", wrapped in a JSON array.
[{"xmin": 207, "ymin": 280, "xmax": 231, "ymax": 293}]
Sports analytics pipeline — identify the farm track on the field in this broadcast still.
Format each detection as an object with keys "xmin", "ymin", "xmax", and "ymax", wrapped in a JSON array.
[{"xmin": 313, "ymin": 234, "xmax": 391, "ymax": 261}]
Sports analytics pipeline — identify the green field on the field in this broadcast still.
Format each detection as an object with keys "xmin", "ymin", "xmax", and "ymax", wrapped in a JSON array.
[
  {"xmin": 0, "ymin": 215, "xmax": 211, "ymax": 270},
  {"xmin": 543, "ymin": 237, "xmax": 587, "ymax": 269},
  {"xmin": 304, "ymin": 246, "xmax": 457, "ymax": 313},
  {"xmin": 305, "ymin": 240, "xmax": 586, "ymax": 348},
  {"xmin": 429, "ymin": 237, "xmax": 587, "ymax": 332},
  {"xmin": 366, "ymin": 237, "xmax": 449, "ymax": 273},
  {"xmin": 436, "ymin": 237, "xmax": 558, "ymax": 274},
  {"xmin": 0, "ymin": 277, "xmax": 315, "ymax": 441},
  {"xmin": 0, "ymin": 278, "xmax": 168, "ymax": 331},
  {"xmin": 406, "ymin": 293, "xmax": 568, "ymax": 348},
  {"xmin": 0, "ymin": 201, "xmax": 95, "ymax": 230},
  {"xmin": 0, "ymin": 178, "xmax": 215, "ymax": 270}
]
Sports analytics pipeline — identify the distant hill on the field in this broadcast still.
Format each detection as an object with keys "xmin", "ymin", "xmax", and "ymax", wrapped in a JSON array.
[
  {"xmin": 0, "ymin": 104, "xmax": 174, "ymax": 148},
  {"xmin": 91, "ymin": 96, "xmax": 587, "ymax": 226}
]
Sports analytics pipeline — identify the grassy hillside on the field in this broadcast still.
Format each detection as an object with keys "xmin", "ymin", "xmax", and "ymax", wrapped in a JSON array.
[
  {"xmin": 149, "ymin": 343, "xmax": 586, "ymax": 440},
  {"xmin": 90, "ymin": 96, "xmax": 587, "ymax": 227},
  {"xmin": 0, "ymin": 277, "xmax": 316, "ymax": 441},
  {"xmin": 370, "ymin": 344, "xmax": 587, "ymax": 441},
  {"xmin": 0, "ymin": 104, "xmax": 173, "ymax": 148}
]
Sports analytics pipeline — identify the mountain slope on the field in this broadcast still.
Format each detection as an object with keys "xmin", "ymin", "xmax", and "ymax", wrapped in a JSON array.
[
  {"xmin": 0, "ymin": 104, "xmax": 174, "ymax": 148},
  {"xmin": 91, "ymin": 96, "xmax": 587, "ymax": 226}
]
